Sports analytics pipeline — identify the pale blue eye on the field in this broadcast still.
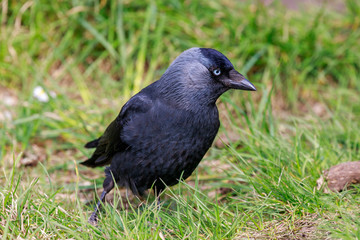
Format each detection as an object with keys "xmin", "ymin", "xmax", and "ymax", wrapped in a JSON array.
[{"xmin": 213, "ymin": 69, "xmax": 221, "ymax": 76}]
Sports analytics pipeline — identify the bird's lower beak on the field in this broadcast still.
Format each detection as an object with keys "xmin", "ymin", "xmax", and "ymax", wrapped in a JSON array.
[{"xmin": 222, "ymin": 69, "xmax": 256, "ymax": 91}]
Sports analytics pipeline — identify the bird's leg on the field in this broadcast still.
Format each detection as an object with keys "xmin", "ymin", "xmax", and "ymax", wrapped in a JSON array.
[
  {"xmin": 152, "ymin": 187, "xmax": 163, "ymax": 222},
  {"xmin": 154, "ymin": 187, "xmax": 162, "ymax": 210},
  {"xmin": 88, "ymin": 190, "xmax": 108, "ymax": 225},
  {"xmin": 157, "ymin": 195, "xmax": 161, "ymax": 209},
  {"xmin": 88, "ymin": 176, "xmax": 115, "ymax": 225}
]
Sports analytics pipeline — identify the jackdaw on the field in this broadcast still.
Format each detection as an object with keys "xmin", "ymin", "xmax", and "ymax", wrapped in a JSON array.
[{"xmin": 81, "ymin": 48, "xmax": 256, "ymax": 223}]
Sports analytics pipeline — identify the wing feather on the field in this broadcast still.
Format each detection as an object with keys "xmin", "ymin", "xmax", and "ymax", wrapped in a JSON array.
[{"xmin": 81, "ymin": 93, "xmax": 153, "ymax": 167}]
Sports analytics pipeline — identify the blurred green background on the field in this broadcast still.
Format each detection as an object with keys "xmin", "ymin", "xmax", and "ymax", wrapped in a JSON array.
[{"xmin": 0, "ymin": 0, "xmax": 359, "ymax": 239}]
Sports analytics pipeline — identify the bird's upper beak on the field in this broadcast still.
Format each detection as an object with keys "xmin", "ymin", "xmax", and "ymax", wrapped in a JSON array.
[{"xmin": 222, "ymin": 69, "xmax": 256, "ymax": 91}]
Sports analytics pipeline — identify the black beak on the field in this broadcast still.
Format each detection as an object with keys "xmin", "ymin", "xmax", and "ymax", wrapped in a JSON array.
[{"xmin": 222, "ymin": 69, "xmax": 256, "ymax": 91}]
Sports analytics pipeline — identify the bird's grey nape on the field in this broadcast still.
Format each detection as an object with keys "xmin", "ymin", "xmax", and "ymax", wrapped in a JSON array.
[{"xmin": 157, "ymin": 48, "xmax": 227, "ymax": 109}]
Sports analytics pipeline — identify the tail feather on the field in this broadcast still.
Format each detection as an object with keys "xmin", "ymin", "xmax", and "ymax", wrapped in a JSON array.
[
  {"xmin": 81, "ymin": 154, "xmax": 109, "ymax": 167},
  {"xmin": 84, "ymin": 138, "xmax": 100, "ymax": 148},
  {"xmin": 82, "ymin": 137, "xmax": 109, "ymax": 167},
  {"xmin": 80, "ymin": 158, "xmax": 97, "ymax": 168}
]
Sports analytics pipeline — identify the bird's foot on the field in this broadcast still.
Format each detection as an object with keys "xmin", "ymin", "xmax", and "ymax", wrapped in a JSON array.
[{"xmin": 88, "ymin": 212, "xmax": 99, "ymax": 226}]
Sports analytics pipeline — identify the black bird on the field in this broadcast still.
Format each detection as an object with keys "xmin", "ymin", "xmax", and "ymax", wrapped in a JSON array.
[{"xmin": 81, "ymin": 48, "xmax": 256, "ymax": 223}]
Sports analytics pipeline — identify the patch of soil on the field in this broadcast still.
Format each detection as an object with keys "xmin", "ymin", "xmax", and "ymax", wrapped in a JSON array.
[{"xmin": 236, "ymin": 214, "xmax": 329, "ymax": 240}]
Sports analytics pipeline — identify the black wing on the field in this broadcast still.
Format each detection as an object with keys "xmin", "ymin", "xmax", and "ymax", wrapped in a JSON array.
[{"xmin": 81, "ymin": 94, "xmax": 153, "ymax": 168}]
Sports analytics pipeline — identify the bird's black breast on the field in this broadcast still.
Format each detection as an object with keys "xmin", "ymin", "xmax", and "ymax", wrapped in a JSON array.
[{"xmin": 110, "ymin": 99, "xmax": 220, "ymax": 195}]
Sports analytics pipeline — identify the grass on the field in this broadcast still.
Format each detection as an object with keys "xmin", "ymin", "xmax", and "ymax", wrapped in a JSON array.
[{"xmin": 1, "ymin": 0, "xmax": 360, "ymax": 239}]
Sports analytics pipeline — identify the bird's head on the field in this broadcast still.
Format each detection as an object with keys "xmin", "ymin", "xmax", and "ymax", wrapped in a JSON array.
[
  {"xmin": 159, "ymin": 48, "xmax": 256, "ymax": 108},
  {"xmin": 198, "ymin": 48, "xmax": 256, "ymax": 91}
]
